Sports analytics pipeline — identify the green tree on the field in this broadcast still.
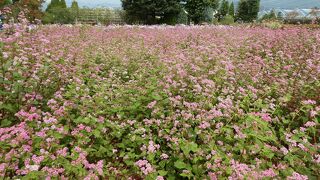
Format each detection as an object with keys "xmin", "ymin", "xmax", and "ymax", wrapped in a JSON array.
[
  {"xmin": 247, "ymin": 0, "xmax": 259, "ymax": 21},
  {"xmin": 46, "ymin": 0, "xmax": 60, "ymax": 12},
  {"xmin": 185, "ymin": 0, "xmax": 219, "ymax": 24},
  {"xmin": 229, "ymin": 1, "xmax": 234, "ymax": 17},
  {"xmin": 121, "ymin": 0, "xmax": 183, "ymax": 25},
  {"xmin": 219, "ymin": 0, "xmax": 229, "ymax": 17},
  {"xmin": 237, "ymin": 0, "xmax": 260, "ymax": 22},
  {"xmin": 44, "ymin": 0, "xmax": 72, "ymax": 24},
  {"xmin": 71, "ymin": 0, "xmax": 79, "ymax": 21},
  {"xmin": 59, "ymin": 0, "xmax": 67, "ymax": 8},
  {"xmin": 71, "ymin": 0, "xmax": 79, "ymax": 9}
]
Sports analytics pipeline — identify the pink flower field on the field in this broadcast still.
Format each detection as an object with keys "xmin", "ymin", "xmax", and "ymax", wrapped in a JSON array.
[{"xmin": 0, "ymin": 23, "xmax": 319, "ymax": 179}]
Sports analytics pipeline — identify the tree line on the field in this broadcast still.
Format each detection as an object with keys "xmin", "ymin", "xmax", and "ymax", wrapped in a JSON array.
[
  {"xmin": 0, "ymin": 0, "xmax": 260, "ymax": 25},
  {"xmin": 122, "ymin": 0, "xmax": 260, "ymax": 24}
]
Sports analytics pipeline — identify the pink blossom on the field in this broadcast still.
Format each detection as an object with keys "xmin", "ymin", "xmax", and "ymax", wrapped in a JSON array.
[
  {"xmin": 304, "ymin": 121, "xmax": 316, "ymax": 127},
  {"xmin": 156, "ymin": 176, "xmax": 164, "ymax": 180},
  {"xmin": 147, "ymin": 101, "xmax": 157, "ymax": 109},
  {"xmin": 160, "ymin": 153, "xmax": 169, "ymax": 159},
  {"xmin": 57, "ymin": 147, "xmax": 68, "ymax": 157},
  {"xmin": 208, "ymin": 172, "xmax": 217, "ymax": 180},
  {"xmin": 135, "ymin": 160, "xmax": 154, "ymax": 175},
  {"xmin": 260, "ymin": 168, "xmax": 276, "ymax": 178},
  {"xmin": 32, "ymin": 155, "xmax": 44, "ymax": 164},
  {"xmin": 147, "ymin": 141, "xmax": 160, "ymax": 153},
  {"xmin": 199, "ymin": 121, "xmax": 211, "ymax": 129},
  {"xmin": 287, "ymin": 172, "xmax": 308, "ymax": 180},
  {"xmin": 302, "ymin": 100, "xmax": 316, "ymax": 105},
  {"xmin": 280, "ymin": 147, "xmax": 289, "ymax": 155}
]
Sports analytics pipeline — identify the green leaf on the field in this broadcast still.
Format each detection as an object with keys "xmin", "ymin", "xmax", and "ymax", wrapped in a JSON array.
[
  {"xmin": 152, "ymin": 94, "xmax": 162, "ymax": 101},
  {"xmin": 1, "ymin": 119, "xmax": 12, "ymax": 127},
  {"xmin": 174, "ymin": 160, "xmax": 187, "ymax": 169},
  {"xmin": 189, "ymin": 142, "xmax": 198, "ymax": 152},
  {"xmin": 180, "ymin": 172, "xmax": 193, "ymax": 178},
  {"xmin": 158, "ymin": 170, "xmax": 168, "ymax": 176},
  {"xmin": 181, "ymin": 141, "xmax": 198, "ymax": 156},
  {"xmin": 93, "ymin": 129, "xmax": 101, "ymax": 138}
]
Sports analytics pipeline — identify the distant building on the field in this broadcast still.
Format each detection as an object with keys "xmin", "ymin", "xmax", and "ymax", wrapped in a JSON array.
[
  {"xmin": 76, "ymin": 8, "xmax": 124, "ymax": 25},
  {"xmin": 259, "ymin": 8, "xmax": 320, "ymax": 23}
]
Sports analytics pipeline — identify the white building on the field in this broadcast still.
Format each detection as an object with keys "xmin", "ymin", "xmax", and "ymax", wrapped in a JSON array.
[{"xmin": 259, "ymin": 8, "xmax": 320, "ymax": 21}]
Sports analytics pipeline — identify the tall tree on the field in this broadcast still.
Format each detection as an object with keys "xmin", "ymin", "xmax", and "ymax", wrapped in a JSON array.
[
  {"xmin": 46, "ymin": 0, "xmax": 60, "ymax": 12},
  {"xmin": 229, "ymin": 1, "xmax": 234, "ymax": 17},
  {"xmin": 219, "ymin": 0, "xmax": 229, "ymax": 17},
  {"xmin": 247, "ymin": 0, "xmax": 259, "ymax": 21},
  {"xmin": 59, "ymin": 0, "xmax": 67, "ymax": 8},
  {"xmin": 71, "ymin": 0, "xmax": 79, "ymax": 10},
  {"xmin": 44, "ymin": 0, "xmax": 72, "ymax": 24},
  {"xmin": 237, "ymin": 0, "xmax": 260, "ymax": 22},
  {"xmin": 121, "ymin": 0, "xmax": 183, "ymax": 25},
  {"xmin": 70, "ymin": 0, "xmax": 79, "ymax": 22},
  {"xmin": 185, "ymin": 0, "xmax": 219, "ymax": 24}
]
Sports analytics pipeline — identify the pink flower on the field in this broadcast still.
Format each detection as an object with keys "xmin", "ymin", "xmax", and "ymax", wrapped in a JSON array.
[
  {"xmin": 135, "ymin": 160, "xmax": 154, "ymax": 175},
  {"xmin": 252, "ymin": 112, "xmax": 272, "ymax": 122},
  {"xmin": 280, "ymin": 147, "xmax": 289, "ymax": 155},
  {"xmin": 36, "ymin": 131, "xmax": 47, "ymax": 138},
  {"xmin": 208, "ymin": 172, "xmax": 217, "ymax": 180},
  {"xmin": 260, "ymin": 168, "xmax": 276, "ymax": 178},
  {"xmin": 44, "ymin": 117, "xmax": 57, "ymax": 124},
  {"xmin": 22, "ymin": 145, "xmax": 32, "ymax": 152},
  {"xmin": 57, "ymin": 147, "xmax": 68, "ymax": 157},
  {"xmin": 160, "ymin": 153, "xmax": 169, "ymax": 159},
  {"xmin": 310, "ymin": 110, "xmax": 317, "ymax": 117},
  {"xmin": 98, "ymin": 116, "xmax": 105, "ymax": 123},
  {"xmin": 42, "ymin": 167, "xmax": 65, "ymax": 176},
  {"xmin": 147, "ymin": 101, "xmax": 157, "ymax": 109},
  {"xmin": 199, "ymin": 121, "xmax": 210, "ymax": 129},
  {"xmin": 304, "ymin": 121, "xmax": 316, "ymax": 127},
  {"xmin": 0, "ymin": 163, "xmax": 7, "ymax": 176},
  {"xmin": 32, "ymin": 155, "xmax": 44, "ymax": 164},
  {"xmin": 147, "ymin": 141, "xmax": 160, "ymax": 153},
  {"xmin": 156, "ymin": 176, "xmax": 164, "ymax": 180},
  {"xmin": 95, "ymin": 160, "xmax": 104, "ymax": 175},
  {"xmin": 313, "ymin": 154, "xmax": 320, "ymax": 164},
  {"xmin": 3, "ymin": 52, "xmax": 8, "ymax": 59},
  {"xmin": 287, "ymin": 172, "xmax": 308, "ymax": 180},
  {"xmin": 27, "ymin": 165, "xmax": 40, "ymax": 171},
  {"xmin": 302, "ymin": 100, "xmax": 316, "ymax": 105}
]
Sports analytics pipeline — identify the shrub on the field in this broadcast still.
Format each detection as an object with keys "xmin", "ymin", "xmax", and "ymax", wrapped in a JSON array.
[
  {"xmin": 262, "ymin": 19, "xmax": 284, "ymax": 29},
  {"xmin": 220, "ymin": 14, "xmax": 234, "ymax": 25}
]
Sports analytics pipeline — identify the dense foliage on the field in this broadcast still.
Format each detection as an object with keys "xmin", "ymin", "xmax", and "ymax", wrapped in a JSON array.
[
  {"xmin": 185, "ymin": 0, "xmax": 219, "ymax": 24},
  {"xmin": 43, "ymin": 0, "xmax": 72, "ymax": 24},
  {"xmin": 0, "ymin": 21, "xmax": 319, "ymax": 179},
  {"xmin": 216, "ymin": 0, "xmax": 229, "ymax": 20},
  {"xmin": 237, "ymin": 0, "xmax": 260, "ymax": 22},
  {"xmin": 121, "ymin": 0, "xmax": 183, "ymax": 24}
]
